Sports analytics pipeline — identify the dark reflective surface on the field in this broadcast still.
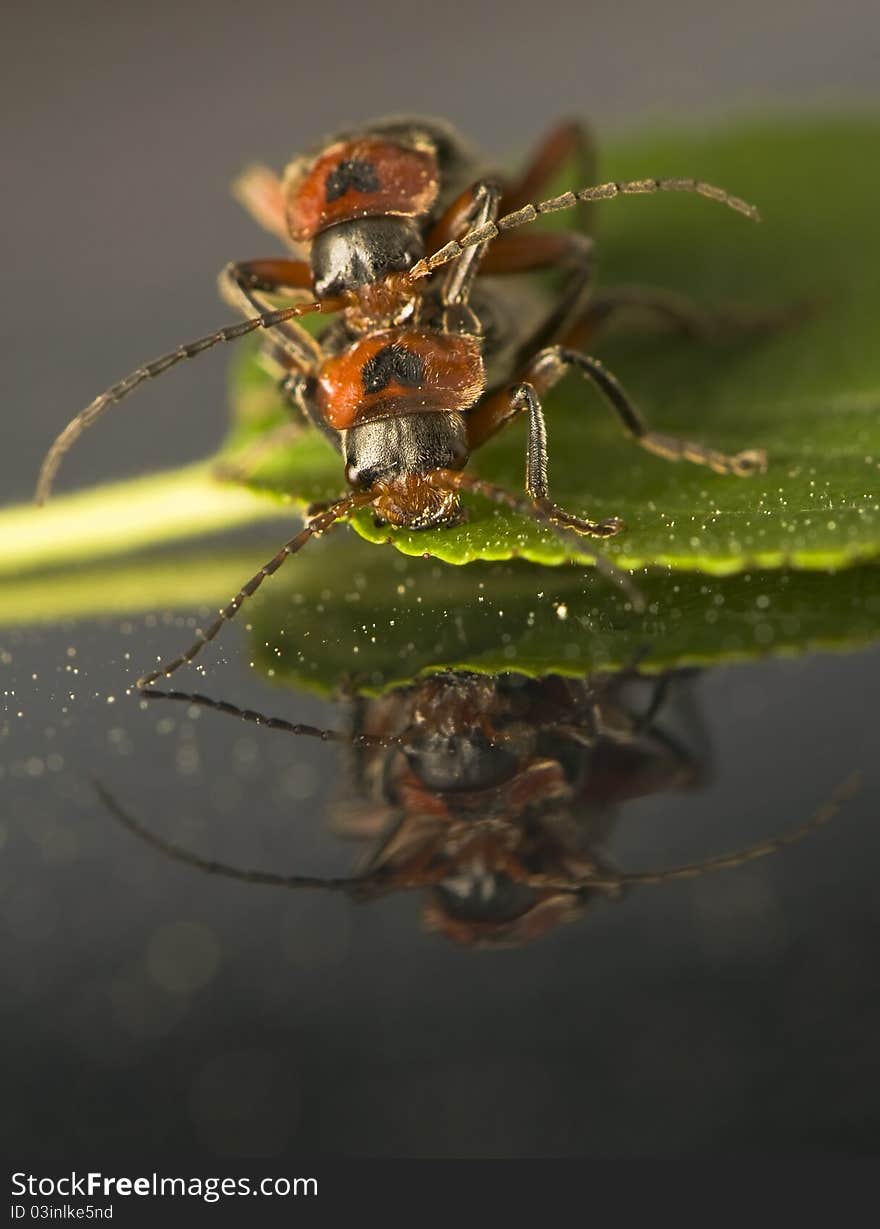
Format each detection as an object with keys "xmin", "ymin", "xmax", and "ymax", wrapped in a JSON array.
[
  {"xmin": 3, "ymin": 601, "xmax": 879, "ymax": 1156},
  {"xmin": 128, "ymin": 668, "xmax": 746, "ymax": 947},
  {"xmin": 5, "ymin": 0, "xmax": 880, "ymax": 1161}
]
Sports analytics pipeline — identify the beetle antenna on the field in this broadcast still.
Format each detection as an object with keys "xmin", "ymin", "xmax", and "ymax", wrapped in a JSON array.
[
  {"xmin": 93, "ymin": 778, "xmax": 376, "ymax": 891},
  {"xmin": 529, "ymin": 771, "xmax": 862, "ymax": 893},
  {"xmin": 96, "ymin": 766, "xmax": 860, "ymax": 905},
  {"xmin": 617, "ymin": 771, "xmax": 862, "ymax": 884},
  {"xmin": 35, "ymin": 295, "xmax": 347, "ymax": 505},
  {"xmin": 136, "ymin": 490, "xmax": 375, "ymax": 688},
  {"xmin": 409, "ymin": 176, "xmax": 760, "ymax": 280},
  {"xmin": 138, "ymin": 686, "xmax": 412, "ymax": 750},
  {"xmin": 95, "ymin": 778, "xmax": 439, "ymax": 893}
]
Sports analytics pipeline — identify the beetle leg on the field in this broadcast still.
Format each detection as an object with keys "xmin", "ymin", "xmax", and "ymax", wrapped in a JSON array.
[
  {"xmin": 434, "ymin": 120, "xmax": 596, "ymax": 298},
  {"xmin": 534, "ymin": 347, "xmax": 767, "ymax": 475},
  {"xmin": 511, "ymin": 231, "xmax": 596, "ymax": 360},
  {"xmin": 421, "ymin": 121, "xmax": 597, "ymax": 280},
  {"xmin": 430, "ymin": 121, "xmax": 596, "ymax": 310},
  {"xmin": 232, "ymin": 164, "xmax": 295, "ymax": 247},
  {"xmin": 218, "ymin": 259, "xmax": 339, "ymax": 464},
  {"xmin": 468, "ymin": 347, "xmax": 767, "ymax": 476},
  {"xmin": 441, "ymin": 180, "xmax": 504, "ymax": 308},
  {"xmin": 426, "ymin": 121, "xmax": 595, "ymax": 254},
  {"xmin": 220, "ymin": 258, "xmax": 323, "ymax": 370},
  {"xmin": 561, "ymin": 285, "xmax": 816, "ymax": 351},
  {"xmin": 213, "ymin": 260, "xmax": 332, "ymax": 486},
  {"xmin": 213, "ymin": 419, "xmax": 305, "ymax": 486},
  {"xmin": 513, "ymin": 382, "xmax": 625, "ymax": 536}
]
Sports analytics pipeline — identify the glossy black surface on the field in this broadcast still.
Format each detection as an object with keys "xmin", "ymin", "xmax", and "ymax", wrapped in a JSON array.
[{"xmin": 3, "ymin": 611, "xmax": 879, "ymax": 1155}]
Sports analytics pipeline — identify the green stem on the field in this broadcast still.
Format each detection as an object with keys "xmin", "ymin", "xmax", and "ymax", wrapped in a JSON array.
[
  {"xmin": 0, "ymin": 463, "xmax": 291, "ymax": 579},
  {"xmin": 0, "ymin": 548, "xmax": 266, "ymax": 626}
]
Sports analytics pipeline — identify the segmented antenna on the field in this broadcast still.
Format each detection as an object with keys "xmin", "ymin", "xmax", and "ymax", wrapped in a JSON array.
[
  {"xmin": 35, "ymin": 295, "xmax": 346, "ymax": 505},
  {"xmin": 409, "ymin": 176, "xmax": 761, "ymax": 280},
  {"xmin": 96, "ymin": 772, "xmax": 861, "ymax": 899},
  {"xmin": 138, "ymin": 686, "xmax": 413, "ymax": 750},
  {"xmin": 531, "ymin": 772, "xmax": 862, "ymax": 892},
  {"xmin": 135, "ymin": 490, "xmax": 374, "ymax": 688},
  {"xmin": 93, "ymin": 779, "xmax": 372, "ymax": 891}
]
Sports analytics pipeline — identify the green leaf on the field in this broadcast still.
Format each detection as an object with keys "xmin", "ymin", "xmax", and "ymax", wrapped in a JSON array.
[
  {"xmin": 4, "ymin": 531, "xmax": 875, "ymax": 696},
  {"xmin": 247, "ymin": 538, "xmax": 880, "ymax": 693},
  {"xmin": 225, "ymin": 116, "xmax": 880, "ymax": 573}
]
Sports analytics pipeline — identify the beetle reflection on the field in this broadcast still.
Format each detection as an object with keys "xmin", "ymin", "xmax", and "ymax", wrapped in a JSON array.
[
  {"xmin": 101, "ymin": 669, "xmax": 855, "ymax": 948},
  {"xmin": 329, "ymin": 669, "xmax": 706, "ymax": 946}
]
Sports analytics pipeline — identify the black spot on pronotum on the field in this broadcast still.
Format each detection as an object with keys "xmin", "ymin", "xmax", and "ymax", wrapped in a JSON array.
[
  {"xmin": 325, "ymin": 159, "xmax": 381, "ymax": 203},
  {"xmin": 362, "ymin": 344, "xmax": 426, "ymax": 395}
]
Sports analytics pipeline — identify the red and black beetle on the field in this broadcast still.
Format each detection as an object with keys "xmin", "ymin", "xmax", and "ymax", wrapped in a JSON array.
[{"xmin": 35, "ymin": 116, "xmax": 767, "ymax": 687}]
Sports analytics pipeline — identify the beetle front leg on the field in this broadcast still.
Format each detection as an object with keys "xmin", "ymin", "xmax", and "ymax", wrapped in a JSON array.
[
  {"xmin": 220, "ymin": 258, "xmax": 323, "ymax": 370},
  {"xmin": 441, "ymin": 181, "xmax": 503, "ymax": 309},
  {"xmin": 512, "ymin": 383, "xmax": 625, "ymax": 537},
  {"xmin": 212, "ymin": 261, "xmax": 335, "ymax": 485},
  {"xmin": 212, "ymin": 264, "xmax": 319, "ymax": 489}
]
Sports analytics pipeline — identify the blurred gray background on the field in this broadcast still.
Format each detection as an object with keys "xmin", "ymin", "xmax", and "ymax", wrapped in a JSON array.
[{"xmin": 3, "ymin": 0, "xmax": 880, "ymax": 1161}]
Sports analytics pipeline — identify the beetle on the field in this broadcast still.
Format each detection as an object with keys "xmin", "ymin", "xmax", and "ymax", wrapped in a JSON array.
[
  {"xmin": 33, "ymin": 115, "xmax": 612, "ymax": 500},
  {"xmin": 227, "ymin": 115, "xmax": 599, "ymax": 319},
  {"xmin": 102, "ymin": 670, "xmax": 858, "ymax": 948},
  {"xmin": 35, "ymin": 118, "xmax": 768, "ymax": 688}
]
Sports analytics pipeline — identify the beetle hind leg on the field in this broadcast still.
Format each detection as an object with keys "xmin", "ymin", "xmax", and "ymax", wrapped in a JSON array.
[
  {"xmin": 565, "ymin": 285, "xmax": 817, "ymax": 350},
  {"xmin": 469, "ymin": 345, "xmax": 767, "ymax": 477}
]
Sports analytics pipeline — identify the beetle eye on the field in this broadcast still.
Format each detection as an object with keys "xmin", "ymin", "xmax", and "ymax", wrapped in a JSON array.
[{"xmin": 346, "ymin": 462, "xmax": 378, "ymax": 489}]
